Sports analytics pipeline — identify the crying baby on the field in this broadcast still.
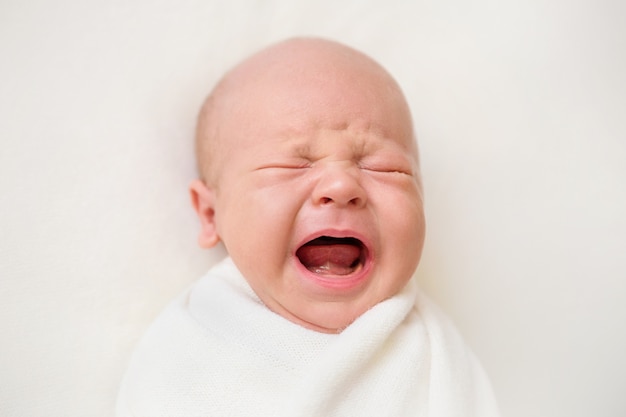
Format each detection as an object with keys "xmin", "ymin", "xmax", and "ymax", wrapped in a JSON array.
[{"xmin": 116, "ymin": 37, "xmax": 500, "ymax": 417}]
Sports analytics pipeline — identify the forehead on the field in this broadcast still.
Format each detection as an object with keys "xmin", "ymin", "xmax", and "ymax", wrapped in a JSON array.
[
  {"xmin": 205, "ymin": 41, "xmax": 417, "ymax": 166},
  {"xmin": 214, "ymin": 45, "xmax": 414, "ymax": 150}
]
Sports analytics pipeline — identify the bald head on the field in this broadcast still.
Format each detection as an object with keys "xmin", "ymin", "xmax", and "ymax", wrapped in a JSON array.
[{"xmin": 195, "ymin": 37, "xmax": 418, "ymax": 185}]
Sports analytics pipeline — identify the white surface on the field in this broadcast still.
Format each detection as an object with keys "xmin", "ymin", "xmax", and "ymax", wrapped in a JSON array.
[{"xmin": 1, "ymin": 1, "xmax": 624, "ymax": 416}]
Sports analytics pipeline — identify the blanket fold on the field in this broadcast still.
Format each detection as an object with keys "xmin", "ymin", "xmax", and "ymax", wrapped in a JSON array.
[{"xmin": 117, "ymin": 257, "xmax": 499, "ymax": 417}]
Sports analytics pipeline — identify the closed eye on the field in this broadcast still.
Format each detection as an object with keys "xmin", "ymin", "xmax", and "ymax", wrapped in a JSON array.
[
  {"xmin": 359, "ymin": 164, "xmax": 413, "ymax": 176},
  {"xmin": 359, "ymin": 151, "xmax": 415, "ymax": 176},
  {"xmin": 251, "ymin": 161, "xmax": 312, "ymax": 186},
  {"xmin": 254, "ymin": 161, "xmax": 312, "ymax": 171}
]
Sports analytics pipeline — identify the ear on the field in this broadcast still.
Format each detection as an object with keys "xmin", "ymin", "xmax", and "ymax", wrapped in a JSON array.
[{"xmin": 189, "ymin": 179, "xmax": 220, "ymax": 248}]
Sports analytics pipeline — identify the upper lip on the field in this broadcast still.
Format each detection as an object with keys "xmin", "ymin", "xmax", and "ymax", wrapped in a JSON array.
[{"xmin": 294, "ymin": 228, "xmax": 372, "ymax": 257}]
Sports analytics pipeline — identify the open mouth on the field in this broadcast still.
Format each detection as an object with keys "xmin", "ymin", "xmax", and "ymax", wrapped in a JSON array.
[{"xmin": 295, "ymin": 236, "xmax": 367, "ymax": 276}]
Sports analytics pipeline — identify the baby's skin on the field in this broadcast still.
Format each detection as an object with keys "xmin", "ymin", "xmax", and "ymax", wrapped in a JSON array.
[{"xmin": 190, "ymin": 38, "xmax": 426, "ymax": 333}]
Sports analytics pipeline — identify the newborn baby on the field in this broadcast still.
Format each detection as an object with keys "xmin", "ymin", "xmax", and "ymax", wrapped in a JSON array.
[{"xmin": 117, "ymin": 38, "xmax": 499, "ymax": 417}]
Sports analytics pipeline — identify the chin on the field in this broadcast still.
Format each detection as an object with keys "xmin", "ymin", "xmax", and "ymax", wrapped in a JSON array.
[{"xmin": 292, "ymin": 299, "xmax": 372, "ymax": 334}]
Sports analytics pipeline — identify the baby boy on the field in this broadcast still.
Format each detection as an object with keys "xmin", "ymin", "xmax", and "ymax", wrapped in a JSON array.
[{"xmin": 117, "ymin": 38, "xmax": 499, "ymax": 417}]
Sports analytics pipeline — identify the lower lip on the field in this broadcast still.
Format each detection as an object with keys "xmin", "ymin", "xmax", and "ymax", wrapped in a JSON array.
[{"xmin": 293, "ymin": 256, "xmax": 373, "ymax": 293}]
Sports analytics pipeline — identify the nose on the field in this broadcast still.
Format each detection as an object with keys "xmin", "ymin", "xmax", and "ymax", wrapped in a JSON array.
[{"xmin": 311, "ymin": 164, "xmax": 367, "ymax": 208}]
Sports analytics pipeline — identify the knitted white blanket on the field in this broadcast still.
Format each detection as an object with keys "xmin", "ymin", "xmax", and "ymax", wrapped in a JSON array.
[{"xmin": 117, "ymin": 257, "xmax": 499, "ymax": 417}]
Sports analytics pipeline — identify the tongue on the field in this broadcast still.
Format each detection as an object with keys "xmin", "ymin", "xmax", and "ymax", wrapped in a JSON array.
[{"xmin": 297, "ymin": 243, "xmax": 361, "ymax": 276}]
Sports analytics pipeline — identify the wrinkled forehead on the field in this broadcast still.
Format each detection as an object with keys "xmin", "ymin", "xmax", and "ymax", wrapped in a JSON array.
[{"xmin": 213, "ymin": 39, "xmax": 417, "ymax": 150}]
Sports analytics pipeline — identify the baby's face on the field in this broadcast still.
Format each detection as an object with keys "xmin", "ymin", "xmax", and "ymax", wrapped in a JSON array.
[{"xmin": 191, "ymin": 39, "xmax": 425, "ymax": 333}]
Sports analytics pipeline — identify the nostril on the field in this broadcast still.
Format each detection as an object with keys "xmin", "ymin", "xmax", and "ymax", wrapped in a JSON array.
[
  {"xmin": 315, "ymin": 190, "xmax": 366, "ymax": 207},
  {"xmin": 312, "ymin": 170, "xmax": 367, "ymax": 207}
]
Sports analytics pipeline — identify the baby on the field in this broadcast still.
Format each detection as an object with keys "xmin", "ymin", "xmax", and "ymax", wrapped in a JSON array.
[{"xmin": 117, "ymin": 38, "xmax": 499, "ymax": 417}]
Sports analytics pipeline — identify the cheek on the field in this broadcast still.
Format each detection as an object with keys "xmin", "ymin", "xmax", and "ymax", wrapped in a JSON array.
[
  {"xmin": 380, "ymin": 198, "xmax": 425, "ymax": 292},
  {"xmin": 402, "ymin": 196, "xmax": 426, "ymax": 248},
  {"xmin": 219, "ymin": 185, "xmax": 305, "ymax": 255},
  {"xmin": 376, "ymin": 184, "xmax": 425, "ymax": 249}
]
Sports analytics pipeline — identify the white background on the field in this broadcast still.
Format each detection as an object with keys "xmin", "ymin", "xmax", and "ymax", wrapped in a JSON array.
[{"xmin": 1, "ymin": 1, "xmax": 624, "ymax": 416}]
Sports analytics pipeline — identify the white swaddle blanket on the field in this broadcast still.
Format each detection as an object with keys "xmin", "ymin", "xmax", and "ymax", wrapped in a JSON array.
[{"xmin": 117, "ymin": 257, "xmax": 499, "ymax": 417}]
